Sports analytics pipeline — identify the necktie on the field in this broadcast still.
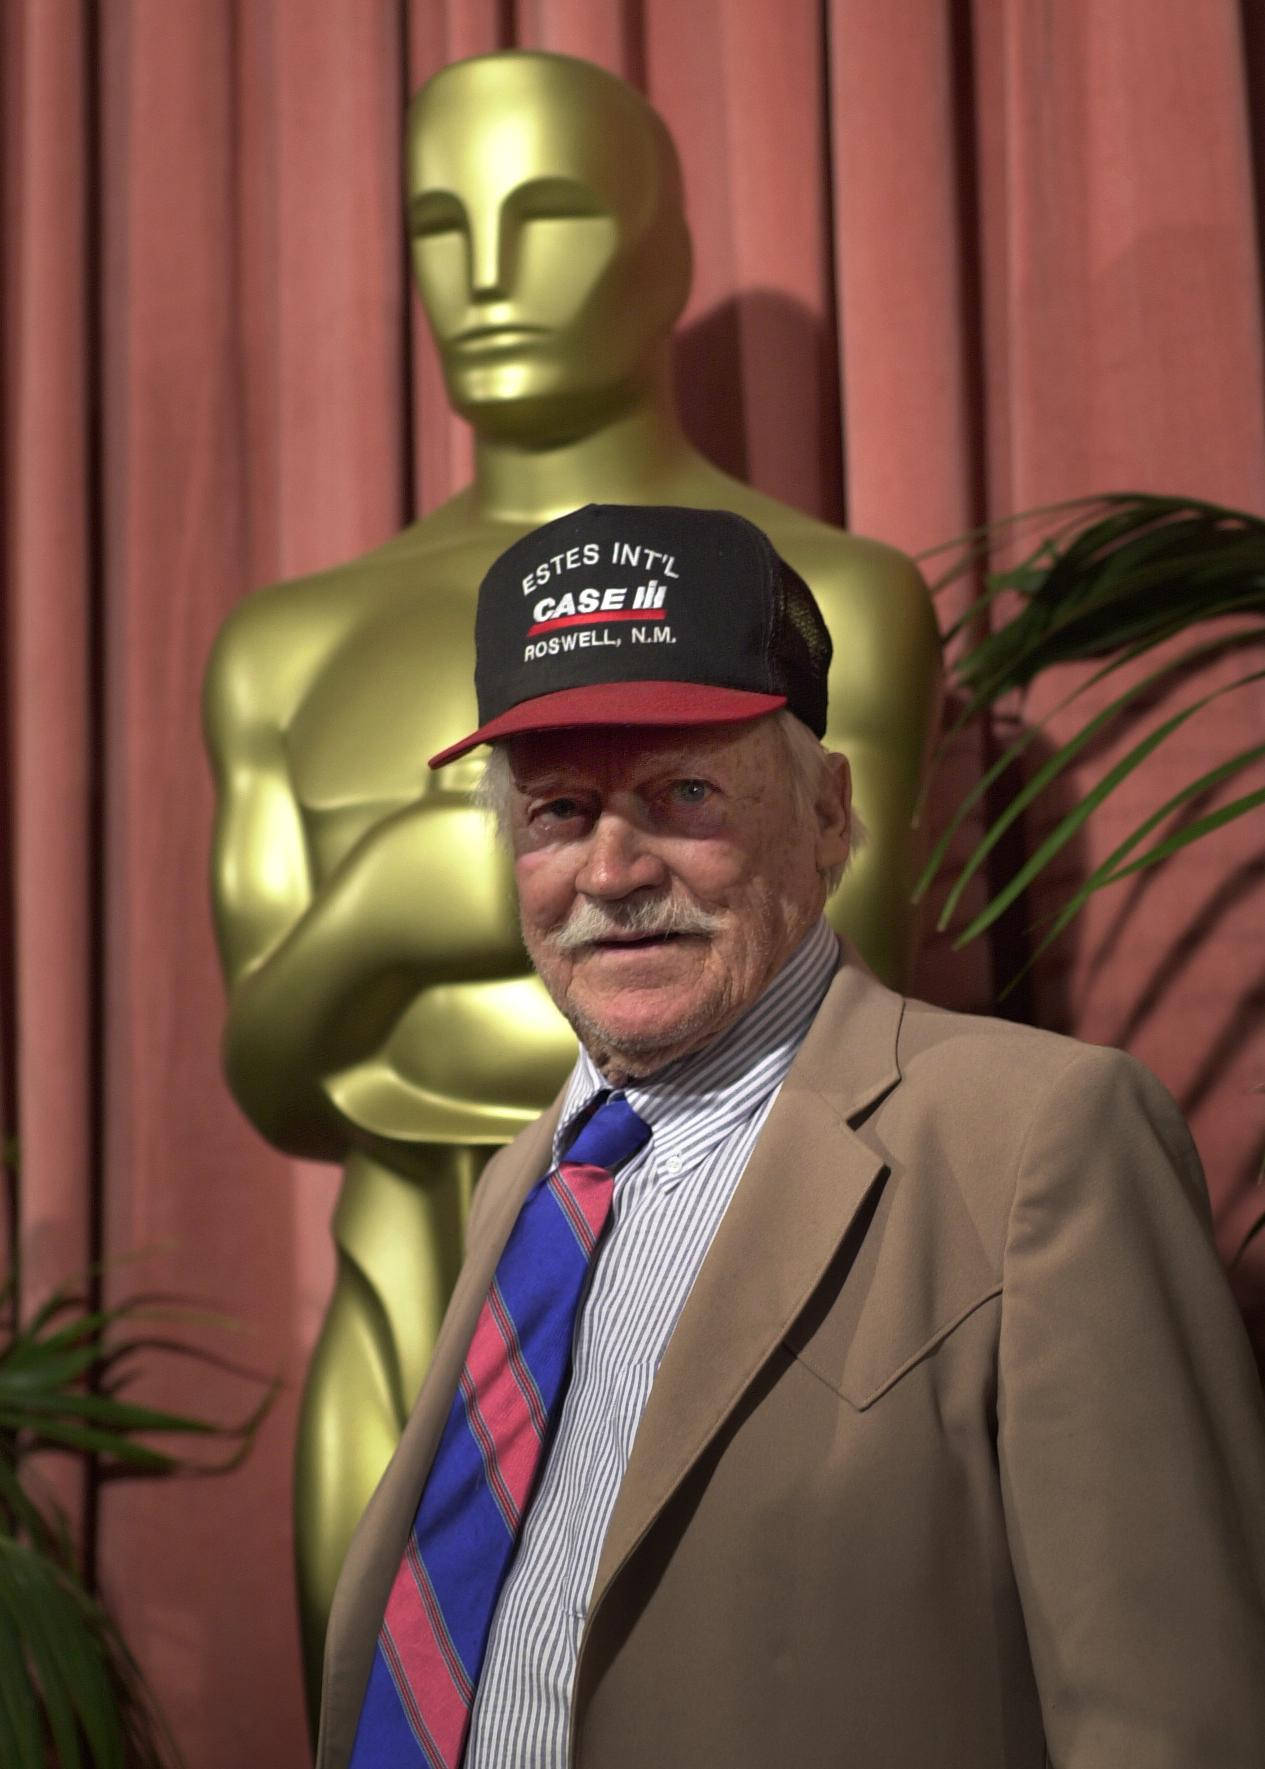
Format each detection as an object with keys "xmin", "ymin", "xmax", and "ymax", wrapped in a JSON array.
[{"xmin": 349, "ymin": 1091, "xmax": 651, "ymax": 1769}]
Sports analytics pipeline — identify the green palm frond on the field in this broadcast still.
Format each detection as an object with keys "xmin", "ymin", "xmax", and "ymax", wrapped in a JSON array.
[
  {"xmin": 0, "ymin": 1289, "xmax": 273, "ymax": 1474},
  {"xmin": 0, "ymin": 1274, "xmax": 276, "ymax": 1766},
  {"xmin": 0, "ymin": 1533, "xmax": 171, "ymax": 1769},
  {"xmin": 916, "ymin": 492, "xmax": 1265, "ymax": 979}
]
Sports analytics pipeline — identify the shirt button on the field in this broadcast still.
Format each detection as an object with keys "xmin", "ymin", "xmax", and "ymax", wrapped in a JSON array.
[{"xmin": 663, "ymin": 1153, "xmax": 684, "ymax": 1176}]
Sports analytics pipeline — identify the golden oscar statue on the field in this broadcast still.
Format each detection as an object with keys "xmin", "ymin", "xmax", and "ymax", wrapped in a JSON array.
[{"xmin": 203, "ymin": 50, "xmax": 942, "ymax": 1717}]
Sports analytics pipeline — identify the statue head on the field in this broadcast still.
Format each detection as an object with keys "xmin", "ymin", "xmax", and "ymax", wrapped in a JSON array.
[{"xmin": 405, "ymin": 52, "xmax": 692, "ymax": 444}]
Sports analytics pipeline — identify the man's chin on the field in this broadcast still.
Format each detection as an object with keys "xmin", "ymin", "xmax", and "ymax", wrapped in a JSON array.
[{"xmin": 562, "ymin": 978, "xmax": 732, "ymax": 1082}]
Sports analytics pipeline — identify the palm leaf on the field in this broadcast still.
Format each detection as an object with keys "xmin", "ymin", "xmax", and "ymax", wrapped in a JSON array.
[
  {"xmin": 0, "ymin": 1593, "xmax": 45, "ymax": 1769},
  {"xmin": 928, "ymin": 491, "xmax": 1265, "ymax": 619},
  {"xmin": 0, "ymin": 1266, "xmax": 275, "ymax": 1767},
  {"xmin": 922, "ymin": 493, "xmax": 1122, "ymax": 599},
  {"xmin": 945, "ymin": 576, "xmax": 1262, "ymax": 739},
  {"xmin": 914, "ymin": 624, "xmax": 1259, "ymax": 905},
  {"xmin": 1003, "ymin": 748, "xmax": 1265, "ymax": 991},
  {"xmin": 941, "ymin": 667, "xmax": 1265, "ymax": 945},
  {"xmin": 0, "ymin": 1285, "xmax": 275, "ymax": 1476},
  {"xmin": 919, "ymin": 492, "xmax": 1265, "ymax": 975},
  {"xmin": 0, "ymin": 1536, "xmax": 172, "ymax": 1769},
  {"xmin": 1085, "ymin": 784, "xmax": 1265, "ymax": 889},
  {"xmin": 935, "ymin": 496, "xmax": 1264, "ymax": 684},
  {"xmin": 1, "ymin": 1539, "xmax": 104, "ymax": 1769},
  {"xmin": 1234, "ymin": 1211, "xmax": 1265, "ymax": 1266}
]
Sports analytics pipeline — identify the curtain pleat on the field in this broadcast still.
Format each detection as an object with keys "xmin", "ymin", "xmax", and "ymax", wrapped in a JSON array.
[
  {"xmin": 1, "ymin": 0, "xmax": 95, "ymax": 1568},
  {"xmin": 4, "ymin": 0, "xmax": 94, "ymax": 1313},
  {"xmin": 3, "ymin": 2, "xmax": 1262, "ymax": 1762},
  {"xmin": 93, "ymin": 5, "xmax": 309, "ymax": 1761}
]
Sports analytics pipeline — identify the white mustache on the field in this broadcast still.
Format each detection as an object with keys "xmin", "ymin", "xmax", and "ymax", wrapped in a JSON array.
[{"xmin": 553, "ymin": 895, "xmax": 724, "ymax": 952}]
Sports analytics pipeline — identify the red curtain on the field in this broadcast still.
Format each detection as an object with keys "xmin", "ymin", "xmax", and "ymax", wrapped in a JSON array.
[{"xmin": 4, "ymin": 2, "xmax": 1263, "ymax": 1763}]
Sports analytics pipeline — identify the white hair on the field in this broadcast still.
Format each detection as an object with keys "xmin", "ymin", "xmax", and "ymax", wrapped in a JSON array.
[
  {"xmin": 773, "ymin": 711, "xmax": 864, "ymax": 896},
  {"xmin": 475, "ymin": 710, "xmax": 863, "ymax": 897},
  {"xmin": 473, "ymin": 743, "xmax": 516, "ymax": 831}
]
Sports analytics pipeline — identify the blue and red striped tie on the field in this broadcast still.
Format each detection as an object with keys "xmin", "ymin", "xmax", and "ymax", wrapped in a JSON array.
[{"xmin": 348, "ymin": 1092, "xmax": 651, "ymax": 1768}]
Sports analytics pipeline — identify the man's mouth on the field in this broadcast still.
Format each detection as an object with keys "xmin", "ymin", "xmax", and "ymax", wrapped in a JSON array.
[{"xmin": 590, "ymin": 930, "xmax": 690, "ymax": 950}]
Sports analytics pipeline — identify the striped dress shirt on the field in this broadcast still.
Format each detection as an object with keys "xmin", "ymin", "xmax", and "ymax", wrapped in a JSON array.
[{"xmin": 464, "ymin": 918, "xmax": 840, "ymax": 1768}]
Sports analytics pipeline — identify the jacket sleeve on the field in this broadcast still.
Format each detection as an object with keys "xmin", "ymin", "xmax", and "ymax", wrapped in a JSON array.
[{"xmin": 997, "ymin": 1044, "xmax": 1265, "ymax": 1766}]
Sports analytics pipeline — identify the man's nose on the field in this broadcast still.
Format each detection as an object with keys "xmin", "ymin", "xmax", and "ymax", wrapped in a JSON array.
[{"xmin": 573, "ymin": 812, "xmax": 667, "ymax": 900}]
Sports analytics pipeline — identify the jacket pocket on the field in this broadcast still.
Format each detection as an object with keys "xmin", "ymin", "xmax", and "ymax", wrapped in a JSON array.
[{"xmin": 785, "ymin": 1284, "xmax": 1001, "ymax": 1410}]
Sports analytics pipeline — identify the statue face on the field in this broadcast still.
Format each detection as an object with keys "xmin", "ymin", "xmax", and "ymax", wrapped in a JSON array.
[{"xmin": 406, "ymin": 57, "xmax": 690, "ymax": 441}]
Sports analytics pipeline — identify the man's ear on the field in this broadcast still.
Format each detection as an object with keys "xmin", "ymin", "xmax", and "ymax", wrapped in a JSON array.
[{"xmin": 815, "ymin": 752, "xmax": 852, "ymax": 872}]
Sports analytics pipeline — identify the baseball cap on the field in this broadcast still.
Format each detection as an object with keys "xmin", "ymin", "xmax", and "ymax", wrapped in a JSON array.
[{"xmin": 428, "ymin": 503, "xmax": 832, "ymax": 767}]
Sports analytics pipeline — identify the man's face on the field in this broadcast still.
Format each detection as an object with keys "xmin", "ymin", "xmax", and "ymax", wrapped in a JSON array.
[{"xmin": 507, "ymin": 721, "xmax": 850, "ymax": 1082}]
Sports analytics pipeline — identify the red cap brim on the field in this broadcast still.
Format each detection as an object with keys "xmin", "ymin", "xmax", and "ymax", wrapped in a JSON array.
[{"xmin": 428, "ymin": 681, "xmax": 787, "ymax": 768}]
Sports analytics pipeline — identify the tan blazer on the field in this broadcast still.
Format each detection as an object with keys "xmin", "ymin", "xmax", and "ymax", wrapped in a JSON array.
[{"xmin": 317, "ymin": 959, "xmax": 1265, "ymax": 1768}]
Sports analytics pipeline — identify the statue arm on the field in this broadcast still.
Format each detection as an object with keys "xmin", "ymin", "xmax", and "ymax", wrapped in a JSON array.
[
  {"xmin": 203, "ymin": 615, "xmax": 443, "ymax": 1161},
  {"xmin": 204, "ymin": 607, "xmax": 529, "ymax": 1160}
]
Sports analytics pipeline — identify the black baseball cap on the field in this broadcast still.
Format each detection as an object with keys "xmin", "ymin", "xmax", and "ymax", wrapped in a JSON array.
[{"xmin": 428, "ymin": 504, "xmax": 831, "ymax": 767}]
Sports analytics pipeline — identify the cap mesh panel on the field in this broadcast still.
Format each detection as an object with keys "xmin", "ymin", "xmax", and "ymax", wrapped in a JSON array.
[{"xmin": 775, "ymin": 566, "xmax": 832, "ymax": 735}]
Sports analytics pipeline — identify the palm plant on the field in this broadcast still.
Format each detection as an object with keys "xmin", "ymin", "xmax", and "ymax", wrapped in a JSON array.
[
  {"xmin": 914, "ymin": 490, "xmax": 1265, "ymax": 1260},
  {"xmin": 0, "ymin": 1266, "xmax": 273, "ymax": 1767},
  {"xmin": 916, "ymin": 491, "xmax": 1265, "ymax": 981}
]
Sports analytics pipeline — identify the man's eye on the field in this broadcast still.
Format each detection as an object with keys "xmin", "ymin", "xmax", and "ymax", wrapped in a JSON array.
[
  {"xmin": 670, "ymin": 779, "xmax": 711, "ymax": 805},
  {"xmin": 533, "ymin": 797, "xmax": 585, "ymax": 823}
]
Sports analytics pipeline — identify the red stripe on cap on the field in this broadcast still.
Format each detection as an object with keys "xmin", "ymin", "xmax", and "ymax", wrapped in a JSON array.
[
  {"xmin": 527, "ymin": 609, "xmax": 665, "ymax": 636},
  {"xmin": 429, "ymin": 682, "xmax": 787, "ymax": 768}
]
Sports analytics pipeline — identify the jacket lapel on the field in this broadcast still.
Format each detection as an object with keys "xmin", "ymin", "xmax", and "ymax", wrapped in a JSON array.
[{"xmin": 586, "ymin": 955, "xmax": 904, "ymax": 1614}]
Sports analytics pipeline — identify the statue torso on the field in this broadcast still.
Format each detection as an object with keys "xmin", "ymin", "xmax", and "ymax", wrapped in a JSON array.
[{"xmin": 282, "ymin": 522, "xmax": 580, "ymax": 1145}]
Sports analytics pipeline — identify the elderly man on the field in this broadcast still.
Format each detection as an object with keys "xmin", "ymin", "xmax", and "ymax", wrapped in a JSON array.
[{"xmin": 317, "ymin": 505, "xmax": 1265, "ymax": 1769}]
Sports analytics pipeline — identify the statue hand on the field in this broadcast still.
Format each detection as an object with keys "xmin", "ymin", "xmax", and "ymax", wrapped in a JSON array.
[
  {"xmin": 220, "ymin": 792, "xmax": 525, "ymax": 1158},
  {"xmin": 327, "ymin": 796, "xmax": 521, "ymax": 979}
]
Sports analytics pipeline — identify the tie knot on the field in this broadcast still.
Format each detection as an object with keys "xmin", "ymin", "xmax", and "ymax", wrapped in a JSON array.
[{"xmin": 564, "ymin": 1092, "xmax": 651, "ymax": 1172}]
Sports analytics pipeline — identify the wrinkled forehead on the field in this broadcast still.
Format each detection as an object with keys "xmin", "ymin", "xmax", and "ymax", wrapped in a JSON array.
[
  {"xmin": 406, "ymin": 59, "xmax": 667, "ymax": 230},
  {"xmin": 506, "ymin": 717, "xmax": 782, "ymax": 787}
]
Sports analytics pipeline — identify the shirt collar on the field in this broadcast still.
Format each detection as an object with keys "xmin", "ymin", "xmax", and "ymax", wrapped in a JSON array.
[{"xmin": 553, "ymin": 918, "xmax": 841, "ymax": 1171}]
